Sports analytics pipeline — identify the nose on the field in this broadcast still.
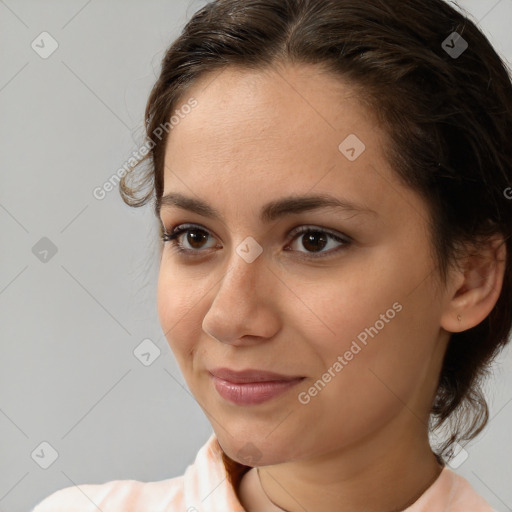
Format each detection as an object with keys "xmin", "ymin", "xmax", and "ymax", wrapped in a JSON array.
[{"xmin": 202, "ymin": 248, "xmax": 281, "ymax": 346}]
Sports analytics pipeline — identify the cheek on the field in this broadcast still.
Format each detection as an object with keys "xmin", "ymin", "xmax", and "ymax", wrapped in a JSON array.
[
  {"xmin": 315, "ymin": 295, "xmax": 440, "ymax": 420},
  {"xmin": 156, "ymin": 263, "xmax": 206, "ymax": 362},
  {"xmin": 291, "ymin": 260, "xmax": 405, "ymax": 357},
  {"xmin": 293, "ymin": 308, "xmax": 435, "ymax": 451},
  {"xmin": 295, "ymin": 248, "xmax": 440, "ymax": 395}
]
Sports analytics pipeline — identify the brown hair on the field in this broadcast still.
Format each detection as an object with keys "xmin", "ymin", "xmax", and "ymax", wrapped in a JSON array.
[{"xmin": 120, "ymin": 0, "xmax": 512, "ymax": 480}]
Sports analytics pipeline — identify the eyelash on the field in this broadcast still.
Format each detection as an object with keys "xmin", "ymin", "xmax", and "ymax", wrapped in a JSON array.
[{"xmin": 161, "ymin": 223, "xmax": 352, "ymax": 260}]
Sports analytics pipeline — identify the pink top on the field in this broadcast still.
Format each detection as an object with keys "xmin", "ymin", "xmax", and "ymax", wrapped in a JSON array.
[{"xmin": 32, "ymin": 432, "xmax": 496, "ymax": 512}]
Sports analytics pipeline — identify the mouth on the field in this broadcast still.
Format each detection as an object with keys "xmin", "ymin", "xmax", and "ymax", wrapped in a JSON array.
[
  {"xmin": 208, "ymin": 367, "xmax": 305, "ymax": 405},
  {"xmin": 209, "ymin": 367, "xmax": 304, "ymax": 383}
]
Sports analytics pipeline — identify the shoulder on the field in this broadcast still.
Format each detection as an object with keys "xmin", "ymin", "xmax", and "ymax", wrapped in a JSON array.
[
  {"xmin": 31, "ymin": 474, "xmax": 185, "ymax": 512},
  {"xmin": 408, "ymin": 466, "xmax": 497, "ymax": 512},
  {"xmin": 444, "ymin": 468, "xmax": 497, "ymax": 512},
  {"xmin": 30, "ymin": 432, "xmax": 245, "ymax": 512}
]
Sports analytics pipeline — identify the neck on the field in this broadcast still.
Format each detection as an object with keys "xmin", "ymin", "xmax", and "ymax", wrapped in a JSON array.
[{"xmin": 239, "ymin": 417, "xmax": 444, "ymax": 512}]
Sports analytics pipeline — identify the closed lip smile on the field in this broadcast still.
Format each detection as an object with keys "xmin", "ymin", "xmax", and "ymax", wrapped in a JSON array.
[{"xmin": 208, "ymin": 367, "xmax": 306, "ymax": 405}]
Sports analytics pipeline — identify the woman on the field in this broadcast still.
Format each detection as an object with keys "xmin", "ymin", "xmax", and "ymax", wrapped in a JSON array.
[{"xmin": 33, "ymin": 0, "xmax": 512, "ymax": 510}]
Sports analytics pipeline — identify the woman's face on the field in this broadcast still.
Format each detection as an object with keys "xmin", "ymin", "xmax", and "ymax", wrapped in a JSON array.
[{"xmin": 157, "ymin": 63, "xmax": 455, "ymax": 466}]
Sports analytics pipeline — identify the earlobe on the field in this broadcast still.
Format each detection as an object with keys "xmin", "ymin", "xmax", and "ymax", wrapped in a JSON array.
[{"xmin": 440, "ymin": 236, "xmax": 507, "ymax": 333}]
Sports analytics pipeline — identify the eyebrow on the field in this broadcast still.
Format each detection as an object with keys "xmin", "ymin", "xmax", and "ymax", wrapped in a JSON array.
[{"xmin": 158, "ymin": 192, "xmax": 377, "ymax": 223}]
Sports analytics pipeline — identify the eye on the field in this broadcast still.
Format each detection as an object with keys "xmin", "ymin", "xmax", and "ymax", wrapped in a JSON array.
[
  {"xmin": 285, "ymin": 226, "xmax": 351, "ymax": 259},
  {"xmin": 161, "ymin": 224, "xmax": 218, "ymax": 256},
  {"xmin": 161, "ymin": 223, "xmax": 352, "ymax": 259}
]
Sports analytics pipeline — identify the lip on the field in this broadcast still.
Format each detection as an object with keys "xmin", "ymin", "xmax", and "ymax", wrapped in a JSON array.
[
  {"xmin": 209, "ymin": 368, "xmax": 305, "ymax": 405},
  {"xmin": 209, "ymin": 367, "xmax": 304, "ymax": 383}
]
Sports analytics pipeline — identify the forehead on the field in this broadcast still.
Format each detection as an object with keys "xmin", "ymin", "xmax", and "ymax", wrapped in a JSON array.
[
  {"xmin": 168, "ymin": 62, "xmax": 371, "ymax": 145},
  {"xmin": 160, "ymin": 63, "xmax": 426, "ymax": 229},
  {"xmin": 164, "ymin": 63, "xmax": 378, "ymax": 177}
]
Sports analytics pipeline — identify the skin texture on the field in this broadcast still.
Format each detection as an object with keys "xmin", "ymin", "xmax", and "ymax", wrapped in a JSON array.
[{"xmin": 156, "ymin": 62, "xmax": 506, "ymax": 512}]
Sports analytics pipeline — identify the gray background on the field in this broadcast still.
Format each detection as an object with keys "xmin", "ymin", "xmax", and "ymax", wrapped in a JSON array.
[{"xmin": 0, "ymin": 1, "xmax": 511, "ymax": 511}]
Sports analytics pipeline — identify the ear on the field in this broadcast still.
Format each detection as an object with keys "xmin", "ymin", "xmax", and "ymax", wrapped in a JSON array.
[{"xmin": 440, "ymin": 235, "xmax": 507, "ymax": 333}]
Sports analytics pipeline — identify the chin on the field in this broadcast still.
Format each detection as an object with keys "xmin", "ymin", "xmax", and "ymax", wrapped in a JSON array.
[{"xmin": 216, "ymin": 431, "xmax": 300, "ymax": 467}]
